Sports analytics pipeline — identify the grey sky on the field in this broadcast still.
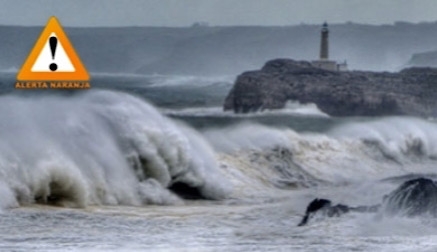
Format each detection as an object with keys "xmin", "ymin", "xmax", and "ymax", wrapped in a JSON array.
[{"xmin": 1, "ymin": 0, "xmax": 437, "ymax": 27}]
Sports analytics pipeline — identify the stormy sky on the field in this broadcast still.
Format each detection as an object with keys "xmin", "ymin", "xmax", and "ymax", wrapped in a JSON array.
[{"xmin": 1, "ymin": 0, "xmax": 436, "ymax": 27}]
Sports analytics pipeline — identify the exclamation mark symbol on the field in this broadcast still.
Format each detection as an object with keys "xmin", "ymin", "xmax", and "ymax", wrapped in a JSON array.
[{"xmin": 49, "ymin": 36, "xmax": 58, "ymax": 71}]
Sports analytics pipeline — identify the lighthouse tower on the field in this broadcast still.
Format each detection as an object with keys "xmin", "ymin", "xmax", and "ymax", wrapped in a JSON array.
[
  {"xmin": 311, "ymin": 22, "xmax": 347, "ymax": 71},
  {"xmin": 320, "ymin": 22, "xmax": 329, "ymax": 60}
]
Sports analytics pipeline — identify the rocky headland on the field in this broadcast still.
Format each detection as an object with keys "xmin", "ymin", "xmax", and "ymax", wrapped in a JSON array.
[{"xmin": 223, "ymin": 59, "xmax": 437, "ymax": 117}]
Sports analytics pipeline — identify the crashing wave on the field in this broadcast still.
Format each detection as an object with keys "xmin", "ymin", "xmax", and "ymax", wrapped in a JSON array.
[
  {"xmin": 210, "ymin": 118, "xmax": 437, "ymax": 194},
  {"xmin": 0, "ymin": 90, "xmax": 231, "ymax": 208}
]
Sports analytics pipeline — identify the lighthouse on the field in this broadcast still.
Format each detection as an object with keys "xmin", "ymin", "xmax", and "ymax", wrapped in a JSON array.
[
  {"xmin": 320, "ymin": 22, "xmax": 329, "ymax": 60},
  {"xmin": 311, "ymin": 22, "xmax": 348, "ymax": 71}
]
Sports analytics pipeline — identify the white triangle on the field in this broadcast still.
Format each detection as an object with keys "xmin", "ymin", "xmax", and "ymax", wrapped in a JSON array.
[{"xmin": 31, "ymin": 32, "xmax": 75, "ymax": 72}]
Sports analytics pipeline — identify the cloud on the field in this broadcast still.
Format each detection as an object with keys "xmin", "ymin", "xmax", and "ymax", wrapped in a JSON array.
[{"xmin": 0, "ymin": 0, "xmax": 436, "ymax": 27}]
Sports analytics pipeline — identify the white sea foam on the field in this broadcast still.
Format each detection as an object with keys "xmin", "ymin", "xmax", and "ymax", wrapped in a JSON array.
[
  {"xmin": 0, "ymin": 94, "xmax": 436, "ymax": 251},
  {"xmin": 206, "ymin": 117, "xmax": 437, "ymax": 196},
  {"xmin": 0, "ymin": 90, "xmax": 231, "ymax": 209},
  {"xmin": 162, "ymin": 101, "xmax": 328, "ymax": 118},
  {"xmin": 147, "ymin": 75, "xmax": 234, "ymax": 87}
]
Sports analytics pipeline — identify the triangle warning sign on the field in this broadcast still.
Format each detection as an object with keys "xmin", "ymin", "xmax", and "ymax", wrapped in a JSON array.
[{"xmin": 17, "ymin": 16, "xmax": 89, "ymax": 81}]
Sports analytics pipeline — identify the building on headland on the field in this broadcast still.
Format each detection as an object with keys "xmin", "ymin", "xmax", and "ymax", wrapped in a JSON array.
[{"xmin": 311, "ymin": 22, "xmax": 348, "ymax": 71}]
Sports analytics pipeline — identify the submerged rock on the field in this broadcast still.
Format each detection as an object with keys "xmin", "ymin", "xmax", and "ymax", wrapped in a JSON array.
[
  {"xmin": 298, "ymin": 177, "xmax": 437, "ymax": 226},
  {"xmin": 382, "ymin": 178, "xmax": 437, "ymax": 217},
  {"xmin": 224, "ymin": 59, "xmax": 437, "ymax": 117},
  {"xmin": 298, "ymin": 198, "xmax": 349, "ymax": 226}
]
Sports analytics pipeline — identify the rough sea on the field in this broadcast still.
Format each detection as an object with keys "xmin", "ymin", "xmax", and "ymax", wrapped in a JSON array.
[{"xmin": 1, "ymin": 71, "xmax": 437, "ymax": 251}]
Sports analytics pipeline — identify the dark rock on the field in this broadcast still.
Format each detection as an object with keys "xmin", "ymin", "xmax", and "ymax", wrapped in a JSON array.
[
  {"xmin": 298, "ymin": 177, "xmax": 437, "ymax": 226},
  {"xmin": 224, "ymin": 58, "xmax": 437, "ymax": 117},
  {"xmin": 298, "ymin": 198, "xmax": 354, "ymax": 226},
  {"xmin": 382, "ymin": 178, "xmax": 437, "ymax": 217},
  {"xmin": 298, "ymin": 198, "xmax": 350, "ymax": 226},
  {"xmin": 168, "ymin": 182, "xmax": 205, "ymax": 200}
]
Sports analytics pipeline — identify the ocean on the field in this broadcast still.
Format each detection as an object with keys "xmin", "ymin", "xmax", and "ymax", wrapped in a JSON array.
[{"xmin": 1, "ymin": 71, "xmax": 437, "ymax": 251}]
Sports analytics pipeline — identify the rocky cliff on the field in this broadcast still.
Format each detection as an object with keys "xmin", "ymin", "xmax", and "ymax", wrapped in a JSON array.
[{"xmin": 223, "ymin": 59, "xmax": 437, "ymax": 117}]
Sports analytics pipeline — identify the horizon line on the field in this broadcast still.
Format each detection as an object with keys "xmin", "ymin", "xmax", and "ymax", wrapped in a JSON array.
[{"xmin": 1, "ymin": 20, "xmax": 437, "ymax": 29}]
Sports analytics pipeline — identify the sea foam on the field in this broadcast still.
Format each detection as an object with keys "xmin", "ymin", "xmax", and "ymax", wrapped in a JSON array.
[{"xmin": 0, "ymin": 90, "xmax": 231, "ymax": 208}]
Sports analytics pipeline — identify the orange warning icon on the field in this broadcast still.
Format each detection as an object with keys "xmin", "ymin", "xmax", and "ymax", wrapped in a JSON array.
[{"xmin": 17, "ymin": 16, "xmax": 89, "ymax": 81}]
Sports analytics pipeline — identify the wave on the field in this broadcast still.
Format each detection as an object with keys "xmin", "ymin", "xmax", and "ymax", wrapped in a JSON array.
[
  {"xmin": 0, "ymin": 66, "xmax": 18, "ymax": 73},
  {"xmin": 330, "ymin": 117, "xmax": 437, "ymax": 161},
  {"xmin": 146, "ymin": 75, "xmax": 234, "ymax": 88},
  {"xmin": 1, "ymin": 89, "xmax": 435, "ymax": 208},
  {"xmin": 0, "ymin": 90, "xmax": 231, "ymax": 209},
  {"xmin": 162, "ymin": 101, "xmax": 328, "ymax": 118},
  {"xmin": 209, "ymin": 117, "xmax": 437, "ymax": 196}
]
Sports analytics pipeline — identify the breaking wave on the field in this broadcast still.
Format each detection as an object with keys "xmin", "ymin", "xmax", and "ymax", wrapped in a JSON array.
[
  {"xmin": 0, "ymin": 90, "xmax": 231, "ymax": 209},
  {"xmin": 162, "ymin": 101, "xmax": 328, "ymax": 118},
  {"xmin": 0, "ymin": 89, "xmax": 435, "ymax": 209},
  {"xmin": 209, "ymin": 117, "xmax": 437, "ymax": 196}
]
